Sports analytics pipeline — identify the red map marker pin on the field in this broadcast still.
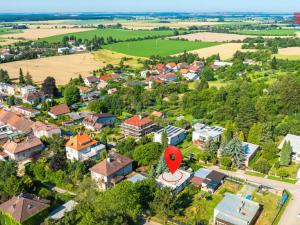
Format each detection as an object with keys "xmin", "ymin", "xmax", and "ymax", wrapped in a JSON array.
[{"xmin": 164, "ymin": 145, "xmax": 182, "ymax": 174}]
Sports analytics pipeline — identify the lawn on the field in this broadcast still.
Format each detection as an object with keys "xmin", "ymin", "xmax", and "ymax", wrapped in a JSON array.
[
  {"xmin": 233, "ymin": 29, "xmax": 297, "ymax": 36},
  {"xmin": 103, "ymin": 39, "xmax": 220, "ymax": 57},
  {"xmin": 253, "ymin": 192, "xmax": 282, "ymax": 225},
  {"xmin": 41, "ymin": 28, "xmax": 187, "ymax": 43},
  {"xmin": 274, "ymin": 54, "xmax": 300, "ymax": 61}
]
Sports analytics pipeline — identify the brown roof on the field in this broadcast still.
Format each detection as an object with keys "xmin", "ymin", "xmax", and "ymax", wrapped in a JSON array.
[
  {"xmin": 151, "ymin": 111, "xmax": 164, "ymax": 118},
  {"xmin": 0, "ymin": 110, "xmax": 33, "ymax": 133},
  {"xmin": 31, "ymin": 121, "xmax": 60, "ymax": 133},
  {"xmin": 0, "ymin": 195, "xmax": 49, "ymax": 223},
  {"xmin": 49, "ymin": 104, "xmax": 70, "ymax": 116},
  {"xmin": 65, "ymin": 133, "xmax": 97, "ymax": 151},
  {"xmin": 191, "ymin": 177, "xmax": 203, "ymax": 186},
  {"xmin": 90, "ymin": 153, "xmax": 133, "ymax": 177},
  {"xmin": 3, "ymin": 136, "xmax": 43, "ymax": 154},
  {"xmin": 12, "ymin": 106, "xmax": 39, "ymax": 114},
  {"xmin": 23, "ymin": 92, "xmax": 44, "ymax": 101}
]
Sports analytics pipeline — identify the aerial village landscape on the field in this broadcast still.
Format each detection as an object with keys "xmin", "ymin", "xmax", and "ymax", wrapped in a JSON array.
[{"xmin": 0, "ymin": 1, "xmax": 300, "ymax": 225}]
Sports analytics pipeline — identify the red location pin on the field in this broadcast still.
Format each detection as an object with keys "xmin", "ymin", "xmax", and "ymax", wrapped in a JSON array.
[{"xmin": 164, "ymin": 145, "xmax": 182, "ymax": 174}]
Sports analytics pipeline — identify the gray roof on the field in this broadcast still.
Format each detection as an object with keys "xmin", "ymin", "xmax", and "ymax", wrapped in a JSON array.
[
  {"xmin": 193, "ymin": 123, "xmax": 224, "ymax": 139},
  {"xmin": 48, "ymin": 200, "xmax": 78, "ymax": 221},
  {"xmin": 278, "ymin": 134, "xmax": 300, "ymax": 154},
  {"xmin": 154, "ymin": 125, "xmax": 185, "ymax": 138},
  {"xmin": 243, "ymin": 142, "xmax": 259, "ymax": 160},
  {"xmin": 194, "ymin": 168, "xmax": 212, "ymax": 179},
  {"xmin": 128, "ymin": 173, "xmax": 147, "ymax": 183},
  {"xmin": 215, "ymin": 193, "xmax": 260, "ymax": 225}
]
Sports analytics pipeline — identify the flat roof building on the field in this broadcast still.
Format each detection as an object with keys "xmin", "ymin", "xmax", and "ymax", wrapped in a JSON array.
[
  {"xmin": 214, "ymin": 193, "xmax": 261, "ymax": 225},
  {"xmin": 278, "ymin": 134, "xmax": 300, "ymax": 162},
  {"xmin": 192, "ymin": 123, "xmax": 224, "ymax": 147},
  {"xmin": 153, "ymin": 125, "xmax": 186, "ymax": 146}
]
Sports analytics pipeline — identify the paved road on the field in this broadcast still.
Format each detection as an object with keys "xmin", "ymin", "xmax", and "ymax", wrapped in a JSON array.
[{"xmin": 210, "ymin": 166, "xmax": 300, "ymax": 225}]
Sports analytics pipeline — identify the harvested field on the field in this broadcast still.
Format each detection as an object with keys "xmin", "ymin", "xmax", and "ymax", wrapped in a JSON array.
[
  {"xmin": 93, "ymin": 49, "xmax": 143, "ymax": 68},
  {"xmin": 1, "ymin": 28, "xmax": 94, "ymax": 40},
  {"xmin": 171, "ymin": 32, "xmax": 256, "ymax": 42},
  {"xmin": 278, "ymin": 47, "xmax": 300, "ymax": 55},
  {"xmin": 0, "ymin": 53, "xmax": 102, "ymax": 85},
  {"xmin": 185, "ymin": 43, "xmax": 256, "ymax": 60}
]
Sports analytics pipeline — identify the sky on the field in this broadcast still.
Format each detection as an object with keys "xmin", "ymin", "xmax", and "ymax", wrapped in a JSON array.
[{"xmin": 0, "ymin": 0, "xmax": 299, "ymax": 13}]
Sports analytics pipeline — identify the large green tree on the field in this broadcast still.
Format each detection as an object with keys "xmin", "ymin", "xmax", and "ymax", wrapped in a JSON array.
[
  {"xmin": 132, "ymin": 142, "xmax": 162, "ymax": 166},
  {"xmin": 223, "ymin": 137, "xmax": 245, "ymax": 168},
  {"xmin": 280, "ymin": 141, "xmax": 292, "ymax": 166},
  {"xmin": 64, "ymin": 85, "xmax": 80, "ymax": 105}
]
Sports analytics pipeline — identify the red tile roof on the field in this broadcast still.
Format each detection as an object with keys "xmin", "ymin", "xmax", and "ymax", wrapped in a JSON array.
[
  {"xmin": 49, "ymin": 104, "xmax": 70, "ymax": 116},
  {"xmin": 100, "ymin": 74, "xmax": 120, "ymax": 81},
  {"xmin": 3, "ymin": 136, "xmax": 43, "ymax": 154},
  {"xmin": 191, "ymin": 177, "xmax": 204, "ymax": 186},
  {"xmin": 167, "ymin": 62, "xmax": 177, "ymax": 68},
  {"xmin": 66, "ymin": 133, "xmax": 97, "ymax": 151},
  {"xmin": 89, "ymin": 153, "xmax": 133, "ymax": 176},
  {"xmin": 123, "ymin": 115, "xmax": 153, "ymax": 127},
  {"xmin": 0, "ymin": 110, "xmax": 33, "ymax": 133},
  {"xmin": 156, "ymin": 64, "xmax": 165, "ymax": 71},
  {"xmin": 85, "ymin": 76, "xmax": 99, "ymax": 83}
]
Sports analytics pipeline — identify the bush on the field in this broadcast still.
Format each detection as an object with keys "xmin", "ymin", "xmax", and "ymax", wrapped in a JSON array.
[
  {"xmin": 38, "ymin": 188, "xmax": 52, "ymax": 199},
  {"xmin": 253, "ymin": 158, "xmax": 271, "ymax": 174}
]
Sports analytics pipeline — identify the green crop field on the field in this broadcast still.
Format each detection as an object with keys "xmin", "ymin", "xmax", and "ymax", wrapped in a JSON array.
[
  {"xmin": 233, "ymin": 29, "xmax": 297, "ymax": 36},
  {"xmin": 103, "ymin": 39, "xmax": 220, "ymax": 57},
  {"xmin": 41, "ymin": 28, "xmax": 187, "ymax": 43},
  {"xmin": 0, "ymin": 28, "xmax": 21, "ymax": 36}
]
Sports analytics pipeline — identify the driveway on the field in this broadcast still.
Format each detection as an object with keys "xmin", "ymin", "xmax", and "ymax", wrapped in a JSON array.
[{"xmin": 209, "ymin": 166, "xmax": 300, "ymax": 225}]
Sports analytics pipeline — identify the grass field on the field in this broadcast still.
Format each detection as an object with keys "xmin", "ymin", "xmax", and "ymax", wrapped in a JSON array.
[
  {"xmin": 103, "ymin": 39, "xmax": 220, "ymax": 57},
  {"xmin": 233, "ymin": 29, "xmax": 297, "ymax": 36},
  {"xmin": 41, "ymin": 28, "xmax": 186, "ymax": 43},
  {"xmin": 0, "ymin": 28, "xmax": 21, "ymax": 35},
  {"xmin": 93, "ymin": 49, "xmax": 143, "ymax": 68}
]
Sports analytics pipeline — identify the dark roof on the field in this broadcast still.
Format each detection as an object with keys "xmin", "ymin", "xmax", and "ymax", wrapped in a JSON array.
[
  {"xmin": 0, "ymin": 195, "xmax": 49, "ymax": 223},
  {"xmin": 93, "ymin": 113, "xmax": 115, "ymax": 119},
  {"xmin": 206, "ymin": 170, "xmax": 226, "ymax": 182}
]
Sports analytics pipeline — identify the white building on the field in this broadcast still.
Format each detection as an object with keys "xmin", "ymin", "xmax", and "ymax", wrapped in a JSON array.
[
  {"xmin": 153, "ymin": 125, "xmax": 186, "ymax": 146},
  {"xmin": 90, "ymin": 153, "xmax": 133, "ymax": 190},
  {"xmin": 0, "ymin": 83, "xmax": 15, "ymax": 95},
  {"xmin": 182, "ymin": 72, "xmax": 199, "ymax": 81},
  {"xmin": 278, "ymin": 134, "xmax": 300, "ymax": 162},
  {"xmin": 31, "ymin": 121, "xmax": 61, "ymax": 138},
  {"xmin": 213, "ymin": 60, "xmax": 233, "ymax": 67},
  {"xmin": 20, "ymin": 85, "xmax": 37, "ymax": 97},
  {"xmin": 65, "ymin": 133, "xmax": 105, "ymax": 161},
  {"xmin": 156, "ymin": 169, "xmax": 192, "ymax": 194},
  {"xmin": 192, "ymin": 123, "xmax": 224, "ymax": 147}
]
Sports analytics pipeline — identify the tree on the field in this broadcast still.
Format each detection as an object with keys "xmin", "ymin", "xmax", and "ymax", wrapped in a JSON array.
[
  {"xmin": 49, "ymin": 153, "xmax": 67, "ymax": 171},
  {"xmin": 132, "ymin": 142, "xmax": 161, "ymax": 166},
  {"xmin": 239, "ymin": 131, "xmax": 245, "ymax": 141},
  {"xmin": 223, "ymin": 137, "xmax": 245, "ymax": 168},
  {"xmin": 271, "ymin": 56, "xmax": 277, "ymax": 69},
  {"xmin": 116, "ymin": 138, "xmax": 136, "ymax": 157},
  {"xmin": 277, "ymin": 167, "xmax": 289, "ymax": 178},
  {"xmin": 0, "ymin": 69, "xmax": 11, "ymax": 83},
  {"xmin": 203, "ymin": 137, "xmax": 219, "ymax": 163},
  {"xmin": 25, "ymin": 72, "xmax": 33, "ymax": 85},
  {"xmin": 64, "ymin": 85, "xmax": 80, "ymax": 105},
  {"xmin": 161, "ymin": 130, "xmax": 168, "ymax": 150},
  {"xmin": 247, "ymin": 123, "xmax": 264, "ymax": 144},
  {"xmin": 42, "ymin": 76, "xmax": 58, "ymax": 98},
  {"xmin": 19, "ymin": 68, "xmax": 25, "ymax": 84},
  {"xmin": 220, "ymin": 155, "xmax": 232, "ymax": 169},
  {"xmin": 261, "ymin": 140, "xmax": 278, "ymax": 160},
  {"xmin": 253, "ymin": 158, "xmax": 271, "ymax": 174},
  {"xmin": 99, "ymin": 132, "xmax": 108, "ymax": 149},
  {"xmin": 195, "ymin": 78, "xmax": 209, "ymax": 92},
  {"xmin": 156, "ymin": 152, "xmax": 168, "ymax": 176},
  {"xmin": 202, "ymin": 68, "xmax": 215, "ymax": 81},
  {"xmin": 221, "ymin": 122, "xmax": 234, "ymax": 145},
  {"xmin": 280, "ymin": 141, "xmax": 292, "ymax": 166}
]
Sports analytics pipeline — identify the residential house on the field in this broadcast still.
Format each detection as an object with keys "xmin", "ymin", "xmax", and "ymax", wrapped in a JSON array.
[
  {"xmin": 99, "ymin": 74, "xmax": 120, "ymax": 82},
  {"xmin": 11, "ymin": 105, "xmax": 39, "ymax": 118},
  {"xmin": 65, "ymin": 133, "xmax": 105, "ymax": 161},
  {"xmin": 120, "ymin": 115, "xmax": 156, "ymax": 138},
  {"xmin": 192, "ymin": 123, "xmax": 224, "ymax": 147},
  {"xmin": 84, "ymin": 76, "xmax": 100, "ymax": 87},
  {"xmin": 0, "ymin": 110, "xmax": 33, "ymax": 134},
  {"xmin": 156, "ymin": 169, "xmax": 192, "ymax": 194},
  {"xmin": 159, "ymin": 73, "xmax": 178, "ymax": 82},
  {"xmin": 2, "ymin": 135, "xmax": 44, "ymax": 162},
  {"xmin": 20, "ymin": 85, "xmax": 37, "ymax": 97},
  {"xmin": 188, "ymin": 65, "xmax": 201, "ymax": 73},
  {"xmin": 97, "ymin": 80, "xmax": 108, "ymax": 90},
  {"xmin": 31, "ymin": 121, "xmax": 61, "ymax": 138},
  {"xmin": 48, "ymin": 104, "xmax": 70, "ymax": 119},
  {"xmin": 182, "ymin": 72, "xmax": 199, "ymax": 81},
  {"xmin": 242, "ymin": 142, "xmax": 260, "ymax": 167},
  {"xmin": 0, "ymin": 194, "xmax": 49, "ymax": 225},
  {"xmin": 211, "ymin": 60, "xmax": 233, "ymax": 70},
  {"xmin": 177, "ymin": 62, "xmax": 189, "ymax": 70},
  {"xmin": 22, "ymin": 91, "xmax": 45, "ymax": 104},
  {"xmin": 127, "ymin": 173, "xmax": 147, "ymax": 183},
  {"xmin": 151, "ymin": 111, "xmax": 166, "ymax": 118},
  {"xmin": 0, "ymin": 83, "xmax": 15, "ymax": 95},
  {"xmin": 214, "ymin": 193, "xmax": 261, "ymax": 225},
  {"xmin": 190, "ymin": 168, "xmax": 213, "ymax": 187},
  {"xmin": 153, "ymin": 125, "xmax": 186, "ymax": 146},
  {"xmin": 108, "ymin": 88, "xmax": 117, "ymax": 95},
  {"xmin": 82, "ymin": 113, "xmax": 116, "ymax": 131},
  {"xmin": 166, "ymin": 62, "xmax": 178, "ymax": 71},
  {"xmin": 0, "ymin": 52, "xmax": 14, "ymax": 60},
  {"xmin": 202, "ymin": 170, "xmax": 226, "ymax": 193},
  {"xmin": 57, "ymin": 47, "xmax": 73, "ymax": 54},
  {"xmin": 156, "ymin": 63, "xmax": 166, "ymax": 73},
  {"xmin": 278, "ymin": 134, "xmax": 300, "ymax": 162},
  {"xmin": 90, "ymin": 153, "xmax": 133, "ymax": 190}
]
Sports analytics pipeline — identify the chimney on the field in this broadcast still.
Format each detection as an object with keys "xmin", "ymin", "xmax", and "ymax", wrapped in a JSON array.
[
  {"xmin": 107, "ymin": 154, "xmax": 112, "ymax": 163},
  {"xmin": 12, "ymin": 204, "xmax": 16, "ymax": 210}
]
